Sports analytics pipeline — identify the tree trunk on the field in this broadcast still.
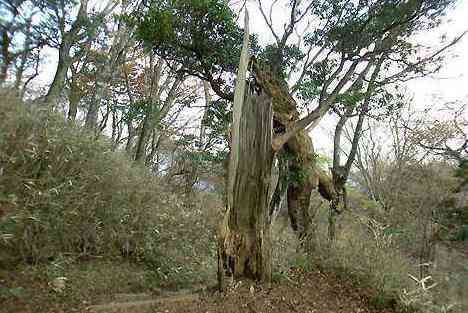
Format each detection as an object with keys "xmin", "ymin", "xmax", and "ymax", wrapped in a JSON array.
[
  {"xmin": 269, "ymin": 152, "xmax": 288, "ymax": 223},
  {"xmin": 125, "ymin": 121, "xmax": 136, "ymax": 154},
  {"xmin": 14, "ymin": 17, "xmax": 33, "ymax": 91},
  {"xmin": 219, "ymin": 91, "xmax": 274, "ymax": 286},
  {"xmin": 134, "ymin": 113, "xmax": 151, "ymax": 162},
  {"xmin": 0, "ymin": 30, "xmax": 12, "ymax": 85},
  {"xmin": 67, "ymin": 83, "xmax": 82, "ymax": 121},
  {"xmin": 84, "ymin": 84, "xmax": 102, "ymax": 129},
  {"xmin": 218, "ymin": 10, "xmax": 274, "ymax": 286},
  {"xmin": 251, "ymin": 61, "xmax": 335, "ymax": 241},
  {"xmin": 44, "ymin": 41, "xmax": 72, "ymax": 105}
]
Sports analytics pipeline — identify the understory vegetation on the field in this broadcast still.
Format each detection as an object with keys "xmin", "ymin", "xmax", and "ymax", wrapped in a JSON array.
[
  {"xmin": 0, "ymin": 91, "xmax": 219, "ymax": 292},
  {"xmin": 1, "ymin": 91, "xmax": 466, "ymax": 313},
  {"xmin": 1, "ymin": 1, "xmax": 467, "ymax": 313}
]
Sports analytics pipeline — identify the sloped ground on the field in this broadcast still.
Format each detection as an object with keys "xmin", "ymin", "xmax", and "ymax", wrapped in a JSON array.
[
  {"xmin": 433, "ymin": 243, "xmax": 468, "ymax": 311},
  {"xmin": 85, "ymin": 269, "xmax": 395, "ymax": 313},
  {"xmin": 87, "ymin": 292, "xmax": 200, "ymax": 313}
]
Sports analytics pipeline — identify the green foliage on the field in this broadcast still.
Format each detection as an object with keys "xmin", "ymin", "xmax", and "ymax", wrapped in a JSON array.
[
  {"xmin": 289, "ymin": 254, "xmax": 315, "ymax": 272},
  {"xmin": 346, "ymin": 187, "xmax": 381, "ymax": 212},
  {"xmin": 368, "ymin": 293, "xmax": 398, "ymax": 311},
  {"xmin": 453, "ymin": 225, "xmax": 468, "ymax": 242},
  {"xmin": 288, "ymin": 166, "xmax": 308, "ymax": 187},
  {"xmin": 335, "ymin": 90, "xmax": 366, "ymax": 109},
  {"xmin": 312, "ymin": 0, "xmax": 455, "ymax": 56},
  {"xmin": 123, "ymin": 99, "xmax": 158, "ymax": 122},
  {"xmin": 455, "ymin": 159, "xmax": 468, "ymax": 187},
  {"xmin": 297, "ymin": 79, "xmax": 321, "ymax": 102},
  {"xmin": 133, "ymin": 0, "xmax": 250, "ymax": 81},
  {"xmin": 308, "ymin": 206, "xmax": 414, "ymax": 308},
  {"xmin": 258, "ymin": 43, "xmax": 305, "ymax": 78},
  {"xmin": 0, "ymin": 286, "xmax": 27, "ymax": 300},
  {"xmin": 205, "ymin": 99, "xmax": 231, "ymax": 138}
]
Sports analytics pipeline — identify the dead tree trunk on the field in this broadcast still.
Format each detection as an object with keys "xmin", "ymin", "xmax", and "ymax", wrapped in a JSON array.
[
  {"xmin": 217, "ymin": 10, "xmax": 276, "ymax": 286},
  {"xmin": 219, "ymin": 90, "xmax": 274, "ymax": 286}
]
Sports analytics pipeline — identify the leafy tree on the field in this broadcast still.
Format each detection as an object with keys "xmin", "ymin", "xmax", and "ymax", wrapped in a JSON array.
[
  {"xmin": 0, "ymin": 0, "xmax": 45, "ymax": 89},
  {"xmin": 132, "ymin": 0, "xmax": 461, "ymax": 282},
  {"xmin": 39, "ymin": 0, "xmax": 117, "ymax": 105}
]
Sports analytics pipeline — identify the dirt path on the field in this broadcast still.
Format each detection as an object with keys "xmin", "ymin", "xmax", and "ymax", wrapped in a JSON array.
[
  {"xmin": 86, "ymin": 293, "xmax": 199, "ymax": 313},
  {"xmin": 85, "ymin": 269, "xmax": 395, "ymax": 313}
]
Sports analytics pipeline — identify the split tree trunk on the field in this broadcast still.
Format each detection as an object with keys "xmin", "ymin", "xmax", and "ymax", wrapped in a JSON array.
[
  {"xmin": 219, "ymin": 90, "xmax": 274, "ymax": 286},
  {"xmin": 218, "ymin": 10, "xmax": 273, "ymax": 285}
]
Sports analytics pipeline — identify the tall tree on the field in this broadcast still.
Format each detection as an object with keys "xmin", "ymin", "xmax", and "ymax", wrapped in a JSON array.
[
  {"xmin": 134, "ymin": 0, "xmax": 463, "ymax": 282},
  {"xmin": 0, "ymin": 0, "xmax": 44, "ymax": 88},
  {"xmin": 41, "ymin": 0, "xmax": 116, "ymax": 105}
]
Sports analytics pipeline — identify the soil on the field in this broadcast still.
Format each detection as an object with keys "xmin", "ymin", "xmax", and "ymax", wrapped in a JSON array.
[{"xmin": 86, "ymin": 268, "xmax": 396, "ymax": 313}]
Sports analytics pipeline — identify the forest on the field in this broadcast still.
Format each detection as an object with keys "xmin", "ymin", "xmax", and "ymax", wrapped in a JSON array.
[{"xmin": 0, "ymin": 0, "xmax": 467, "ymax": 312}]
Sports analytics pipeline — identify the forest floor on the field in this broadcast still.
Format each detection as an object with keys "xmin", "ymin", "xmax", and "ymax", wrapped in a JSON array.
[
  {"xmin": 87, "ymin": 268, "xmax": 398, "ymax": 313},
  {"xmin": 1, "ymin": 263, "xmax": 397, "ymax": 313},
  {"xmin": 112, "ymin": 270, "xmax": 397, "ymax": 313}
]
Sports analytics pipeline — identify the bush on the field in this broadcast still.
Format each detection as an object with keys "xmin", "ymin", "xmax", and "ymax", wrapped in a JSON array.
[
  {"xmin": 314, "ymin": 211, "xmax": 414, "ymax": 299},
  {"xmin": 453, "ymin": 225, "xmax": 468, "ymax": 241},
  {"xmin": 0, "ymin": 91, "xmax": 217, "ymax": 274}
]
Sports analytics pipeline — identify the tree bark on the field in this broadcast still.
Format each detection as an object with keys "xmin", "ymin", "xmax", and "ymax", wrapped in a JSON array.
[
  {"xmin": 67, "ymin": 82, "xmax": 82, "ymax": 121},
  {"xmin": 84, "ymin": 85, "xmax": 100, "ymax": 129},
  {"xmin": 0, "ymin": 30, "xmax": 12, "ymax": 85},
  {"xmin": 45, "ymin": 42, "xmax": 72, "ymax": 105},
  {"xmin": 250, "ymin": 60, "xmax": 335, "ymax": 242},
  {"xmin": 218, "ymin": 10, "xmax": 273, "ymax": 285},
  {"xmin": 134, "ymin": 108, "xmax": 151, "ymax": 162},
  {"xmin": 125, "ymin": 120, "xmax": 136, "ymax": 154},
  {"xmin": 219, "ymin": 91, "xmax": 274, "ymax": 285}
]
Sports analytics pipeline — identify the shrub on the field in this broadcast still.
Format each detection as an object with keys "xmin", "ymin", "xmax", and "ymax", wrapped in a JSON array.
[
  {"xmin": 453, "ymin": 225, "xmax": 468, "ymax": 241},
  {"xmin": 314, "ymin": 211, "xmax": 414, "ymax": 298},
  {"xmin": 0, "ymin": 91, "xmax": 217, "ymax": 273}
]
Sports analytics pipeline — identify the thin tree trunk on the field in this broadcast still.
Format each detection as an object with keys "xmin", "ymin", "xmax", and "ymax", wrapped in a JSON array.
[
  {"xmin": 0, "ymin": 30, "xmax": 12, "ymax": 85},
  {"xmin": 14, "ymin": 17, "xmax": 33, "ymax": 91},
  {"xmin": 125, "ymin": 121, "xmax": 136, "ymax": 154},
  {"xmin": 200, "ymin": 81, "xmax": 211, "ymax": 146},
  {"xmin": 44, "ymin": 0, "xmax": 90, "ymax": 105},
  {"xmin": 145, "ymin": 129, "xmax": 159, "ymax": 166},
  {"xmin": 86, "ymin": 17, "xmax": 131, "ymax": 130},
  {"xmin": 84, "ymin": 91, "xmax": 100, "ymax": 129},
  {"xmin": 67, "ymin": 83, "xmax": 82, "ymax": 121},
  {"xmin": 134, "ymin": 110, "xmax": 151, "ymax": 162}
]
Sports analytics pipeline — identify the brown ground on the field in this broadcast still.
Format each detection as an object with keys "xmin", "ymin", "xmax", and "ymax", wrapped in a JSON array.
[{"xmin": 86, "ymin": 268, "xmax": 396, "ymax": 313}]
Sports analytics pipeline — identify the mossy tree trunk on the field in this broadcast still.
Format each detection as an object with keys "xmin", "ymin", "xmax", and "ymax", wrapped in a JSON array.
[{"xmin": 250, "ymin": 61, "xmax": 337, "ymax": 245}]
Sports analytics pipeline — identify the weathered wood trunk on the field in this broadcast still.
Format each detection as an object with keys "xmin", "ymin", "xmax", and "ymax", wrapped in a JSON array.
[
  {"xmin": 250, "ymin": 61, "xmax": 338, "ymax": 243},
  {"xmin": 219, "ymin": 90, "xmax": 274, "ymax": 286}
]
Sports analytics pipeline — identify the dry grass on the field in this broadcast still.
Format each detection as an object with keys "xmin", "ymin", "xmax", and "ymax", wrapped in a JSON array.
[{"xmin": 0, "ymin": 89, "xmax": 219, "ymax": 290}]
